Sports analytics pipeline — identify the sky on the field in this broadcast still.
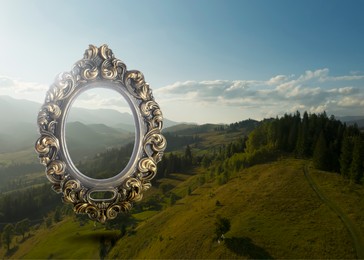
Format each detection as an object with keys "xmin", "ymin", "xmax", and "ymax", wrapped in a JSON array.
[{"xmin": 0, "ymin": 0, "xmax": 363, "ymax": 124}]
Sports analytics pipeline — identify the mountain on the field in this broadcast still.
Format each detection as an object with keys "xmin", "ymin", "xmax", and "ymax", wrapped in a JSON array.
[
  {"xmin": 0, "ymin": 95, "xmax": 41, "ymax": 125},
  {"xmin": 65, "ymin": 121, "xmax": 134, "ymax": 162},
  {"xmin": 0, "ymin": 122, "xmax": 38, "ymax": 153},
  {"xmin": 0, "ymin": 95, "xmax": 179, "ymax": 131},
  {"xmin": 0, "ymin": 95, "xmax": 178, "ymax": 155},
  {"xmin": 337, "ymin": 115, "xmax": 364, "ymax": 128},
  {"xmin": 68, "ymin": 107, "xmax": 134, "ymax": 128},
  {"xmin": 163, "ymin": 123, "xmax": 199, "ymax": 133},
  {"xmin": 164, "ymin": 123, "xmax": 224, "ymax": 135}
]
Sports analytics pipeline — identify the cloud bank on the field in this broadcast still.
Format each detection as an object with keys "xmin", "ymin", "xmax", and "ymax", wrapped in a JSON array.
[
  {"xmin": 1, "ymin": 68, "xmax": 363, "ymax": 124},
  {"xmin": 155, "ymin": 68, "xmax": 364, "ymax": 123}
]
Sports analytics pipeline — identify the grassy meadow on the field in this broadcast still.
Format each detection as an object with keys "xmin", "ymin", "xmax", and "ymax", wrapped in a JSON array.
[{"xmin": 2, "ymin": 158, "xmax": 362, "ymax": 259}]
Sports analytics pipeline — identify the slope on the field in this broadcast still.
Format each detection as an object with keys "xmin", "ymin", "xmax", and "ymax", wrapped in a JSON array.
[
  {"xmin": 5, "ymin": 159, "xmax": 362, "ymax": 259},
  {"xmin": 108, "ymin": 159, "xmax": 356, "ymax": 259}
]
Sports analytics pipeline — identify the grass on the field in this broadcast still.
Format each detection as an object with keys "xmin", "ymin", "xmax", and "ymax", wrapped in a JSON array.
[
  {"xmin": 107, "ymin": 159, "xmax": 357, "ymax": 259},
  {"xmin": 4, "ymin": 158, "xmax": 362, "ymax": 259},
  {"xmin": 309, "ymin": 165, "xmax": 364, "ymax": 233},
  {"xmin": 7, "ymin": 218, "xmax": 119, "ymax": 259},
  {"xmin": 133, "ymin": 210, "xmax": 160, "ymax": 221}
]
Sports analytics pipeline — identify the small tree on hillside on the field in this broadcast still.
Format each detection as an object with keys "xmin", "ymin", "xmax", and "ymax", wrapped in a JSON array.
[
  {"xmin": 187, "ymin": 186, "xmax": 192, "ymax": 196},
  {"xmin": 54, "ymin": 207, "xmax": 62, "ymax": 222},
  {"xmin": 15, "ymin": 218, "xmax": 30, "ymax": 240},
  {"xmin": 2, "ymin": 223, "xmax": 14, "ymax": 251},
  {"xmin": 184, "ymin": 145, "xmax": 193, "ymax": 167},
  {"xmin": 215, "ymin": 216, "xmax": 231, "ymax": 241},
  {"xmin": 169, "ymin": 193, "xmax": 178, "ymax": 206}
]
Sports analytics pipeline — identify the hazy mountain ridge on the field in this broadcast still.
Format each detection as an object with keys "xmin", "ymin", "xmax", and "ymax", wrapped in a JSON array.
[
  {"xmin": 0, "ymin": 95, "xmax": 178, "ymax": 154},
  {"xmin": 336, "ymin": 116, "xmax": 364, "ymax": 128},
  {"xmin": 1, "ymin": 94, "xmax": 363, "ymax": 158},
  {"xmin": 0, "ymin": 95, "xmax": 178, "ymax": 130},
  {"xmin": 65, "ymin": 121, "xmax": 134, "ymax": 162}
]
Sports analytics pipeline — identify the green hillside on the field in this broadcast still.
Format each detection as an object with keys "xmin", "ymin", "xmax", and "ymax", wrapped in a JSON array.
[
  {"xmin": 108, "ymin": 160, "xmax": 358, "ymax": 259},
  {"xmin": 4, "ymin": 159, "xmax": 363, "ymax": 259},
  {"xmin": 1, "ymin": 111, "xmax": 363, "ymax": 259}
]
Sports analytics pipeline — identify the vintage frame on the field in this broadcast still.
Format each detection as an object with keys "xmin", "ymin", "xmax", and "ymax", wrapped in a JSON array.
[{"xmin": 35, "ymin": 45, "xmax": 166, "ymax": 223}]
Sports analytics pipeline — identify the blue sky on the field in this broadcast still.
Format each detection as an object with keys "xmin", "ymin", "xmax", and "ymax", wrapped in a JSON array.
[{"xmin": 0, "ymin": 0, "xmax": 363, "ymax": 123}]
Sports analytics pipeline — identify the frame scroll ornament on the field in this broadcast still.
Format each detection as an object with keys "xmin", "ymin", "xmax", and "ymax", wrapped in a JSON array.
[{"xmin": 35, "ymin": 44, "xmax": 166, "ymax": 223}]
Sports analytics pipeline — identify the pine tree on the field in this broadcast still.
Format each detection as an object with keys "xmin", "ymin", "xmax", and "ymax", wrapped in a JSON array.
[
  {"xmin": 295, "ymin": 111, "xmax": 310, "ymax": 157},
  {"xmin": 313, "ymin": 131, "xmax": 330, "ymax": 171},
  {"xmin": 350, "ymin": 136, "xmax": 364, "ymax": 183},
  {"xmin": 287, "ymin": 111, "xmax": 300, "ymax": 152},
  {"xmin": 184, "ymin": 145, "xmax": 193, "ymax": 167},
  {"xmin": 340, "ymin": 131, "xmax": 353, "ymax": 178}
]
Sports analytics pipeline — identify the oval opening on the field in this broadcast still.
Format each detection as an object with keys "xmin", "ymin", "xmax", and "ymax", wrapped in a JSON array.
[
  {"xmin": 65, "ymin": 87, "xmax": 135, "ymax": 179},
  {"xmin": 89, "ymin": 190, "xmax": 116, "ymax": 201}
]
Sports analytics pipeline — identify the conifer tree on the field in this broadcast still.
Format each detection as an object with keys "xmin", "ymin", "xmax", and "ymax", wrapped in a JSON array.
[
  {"xmin": 313, "ymin": 131, "xmax": 330, "ymax": 171},
  {"xmin": 184, "ymin": 145, "xmax": 193, "ymax": 166},
  {"xmin": 350, "ymin": 136, "xmax": 364, "ymax": 183},
  {"xmin": 296, "ymin": 111, "xmax": 310, "ymax": 157},
  {"xmin": 340, "ymin": 131, "xmax": 353, "ymax": 178}
]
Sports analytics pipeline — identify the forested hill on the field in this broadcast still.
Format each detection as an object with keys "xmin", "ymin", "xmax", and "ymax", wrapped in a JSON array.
[
  {"xmin": 242, "ymin": 111, "xmax": 363, "ymax": 183},
  {"xmin": 0, "ymin": 112, "xmax": 363, "ymax": 258},
  {"xmin": 64, "ymin": 111, "xmax": 364, "ymax": 187},
  {"xmin": 65, "ymin": 111, "xmax": 364, "ymax": 191}
]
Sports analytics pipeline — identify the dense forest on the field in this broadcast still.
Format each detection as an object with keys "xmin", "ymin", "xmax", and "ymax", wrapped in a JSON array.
[{"xmin": 159, "ymin": 111, "xmax": 364, "ymax": 186}]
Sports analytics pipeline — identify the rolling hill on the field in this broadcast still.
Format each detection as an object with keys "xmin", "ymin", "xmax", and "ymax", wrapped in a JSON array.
[{"xmin": 5, "ymin": 159, "xmax": 363, "ymax": 259}]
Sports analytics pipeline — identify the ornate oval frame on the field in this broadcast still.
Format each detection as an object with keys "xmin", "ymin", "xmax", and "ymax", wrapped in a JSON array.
[{"xmin": 35, "ymin": 45, "xmax": 166, "ymax": 223}]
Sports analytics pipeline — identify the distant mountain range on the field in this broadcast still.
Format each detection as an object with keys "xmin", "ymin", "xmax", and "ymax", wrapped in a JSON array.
[
  {"xmin": 0, "ymin": 95, "xmax": 178, "ymax": 130},
  {"xmin": 0, "ymin": 95, "xmax": 363, "ymax": 157},
  {"xmin": 0, "ymin": 95, "xmax": 178, "ymax": 156},
  {"xmin": 337, "ymin": 116, "xmax": 364, "ymax": 128}
]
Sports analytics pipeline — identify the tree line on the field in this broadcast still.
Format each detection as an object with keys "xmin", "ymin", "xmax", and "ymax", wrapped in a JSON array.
[
  {"xmin": 240, "ymin": 111, "xmax": 363, "ymax": 183},
  {"xmin": 0, "ymin": 184, "xmax": 60, "ymax": 224}
]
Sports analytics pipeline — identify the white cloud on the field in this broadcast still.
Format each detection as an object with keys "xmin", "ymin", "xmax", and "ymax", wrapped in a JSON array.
[
  {"xmin": 0, "ymin": 76, "xmax": 14, "ymax": 88},
  {"xmin": 1, "ymin": 69, "xmax": 364, "ymax": 124},
  {"xmin": 337, "ymin": 97, "xmax": 364, "ymax": 107},
  {"xmin": 325, "ymin": 75, "xmax": 364, "ymax": 81},
  {"xmin": 299, "ymin": 68, "xmax": 329, "ymax": 82},
  {"xmin": 0, "ymin": 75, "xmax": 47, "ymax": 93},
  {"xmin": 155, "ymin": 68, "xmax": 364, "ymax": 123},
  {"xmin": 267, "ymin": 75, "xmax": 288, "ymax": 85},
  {"xmin": 0, "ymin": 75, "xmax": 48, "ymax": 103}
]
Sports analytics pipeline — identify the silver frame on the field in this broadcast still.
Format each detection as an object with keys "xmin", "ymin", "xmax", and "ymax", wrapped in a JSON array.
[{"xmin": 35, "ymin": 45, "xmax": 166, "ymax": 223}]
